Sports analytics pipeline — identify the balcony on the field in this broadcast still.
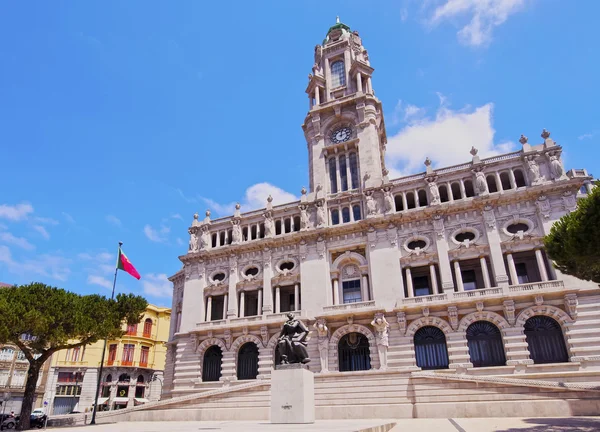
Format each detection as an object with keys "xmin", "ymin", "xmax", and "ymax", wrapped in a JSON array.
[
  {"xmin": 323, "ymin": 300, "xmax": 377, "ymax": 313},
  {"xmin": 453, "ymin": 287, "xmax": 503, "ymax": 299},
  {"xmin": 401, "ymin": 294, "xmax": 448, "ymax": 305},
  {"xmin": 104, "ymin": 360, "xmax": 155, "ymax": 369},
  {"xmin": 508, "ymin": 280, "xmax": 564, "ymax": 294},
  {"xmin": 56, "ymin": 361, "xmax": 89, "ymax": 367}
]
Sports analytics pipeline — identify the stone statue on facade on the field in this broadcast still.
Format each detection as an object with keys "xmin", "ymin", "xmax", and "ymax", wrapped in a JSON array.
[
  {"xmin": 428, "ymin": 181, "xmax": 441, "ymax": 205},
  {"xmin": 299, "ymin": 205, "xmax": 310, "ymax": 230},
  {"xmin": 188, "ymin": 227, "xmax": 199, "ymax": 252},
  {"xmin": 383, "ymin": 188, "xmax": 394, "ymax": 214},
  {"xmin": 365, "ymin": 192, "xmax": 378, "ymax": 217},
  {"xmin": 549, "ymin": 153, "xmax": 566, "ymax": 180},
  {"xmin": 371, "ymin": 314, "xmax": 390, "ymax": 370},
  {"xmin": 474, "ymin": 170, "xmax": 488, "ymax": 195},
  {"xmin": 526, "ymin": 155, "xmax": 543, "ymax": 185},
  {"xmin": 313, "ymin": 319, "xmax": 329, "ymax": 372},
  {"xmin": 264, "ymin": 212, "xmax": 274, "ymax": 238},
  {"xmin": 199, "ymin": 226, "xmax": 210, "ymax": 250},
  {"xmin": 316, "ymin": 202, "xmax": 326, "ymax": 228},
  {"xmin": 276, "ymin": 313, "xmax": 311, "ymax": 365},
  {"xmin": 232, "ymin": 220, "xmax": 242, "ymax": 244}
]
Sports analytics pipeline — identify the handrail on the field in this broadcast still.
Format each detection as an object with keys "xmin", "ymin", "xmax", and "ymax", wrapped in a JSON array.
[{"xmin": 411, "ymin": 371, "xmax": 600, "ymax": 393}]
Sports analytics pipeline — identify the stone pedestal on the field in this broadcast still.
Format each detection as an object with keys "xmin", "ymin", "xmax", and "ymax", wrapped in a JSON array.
[{"xmin": 270, "ymin": 364, "xmax": 314, "ymax": 424}]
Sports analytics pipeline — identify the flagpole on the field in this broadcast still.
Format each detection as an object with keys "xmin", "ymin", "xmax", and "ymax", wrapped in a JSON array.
[{"xmin": 90, "ymin": 241, "xmax": 122, "ymax": 425}]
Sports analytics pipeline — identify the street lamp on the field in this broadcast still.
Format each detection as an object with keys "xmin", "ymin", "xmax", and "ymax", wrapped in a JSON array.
[{"xmin": 71, "ymin": 369, "xmax": 81, "ymax": 413}]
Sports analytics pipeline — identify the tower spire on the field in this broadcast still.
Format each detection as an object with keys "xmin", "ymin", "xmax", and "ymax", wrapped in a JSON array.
[{"xmin": 336, "ymin": 16, "xmax": 340, "ymax": 23}]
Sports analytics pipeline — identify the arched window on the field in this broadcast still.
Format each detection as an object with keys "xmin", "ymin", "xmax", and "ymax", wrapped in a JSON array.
[
  {"xmin": 143, "ymin": 319, "xmax": 152, "ymax": 338},
  {"xmin": 451, "ymin": 182, "xmax": 462, "ymax": 200},
  {"xmin": 417, "ymin": 189, "xmax": 428, "ymax": 206},
  {"xmin": 464, "ymin": 180, "xmax": 475, "ymax": 197},
  {"xmin": 202, "ymin": 345, "xmax": 223, "ymax": 382},
  {"xmin": 331, "ymin": 60, "xmax": 346, "ymax": 87},
  {"xmin": 406, "ymin": 192, "xmax": 416, "ymax": 209},
  {"xmin": 338, "ymin": 333, "xmax": 370, "ymax": 372},
  {"xmin": 342, "ymin": 207, "xmax": 350, "ymax": 223},
  {"xmin": 486, "ymin": 175, "xmax": 498, "ymax": 193},
  {"xmin": 118, "ymin": 374, "xmax": 130, "ymax": 383},
  {"xmin": 524, "ymin": 316, "xmax": 569, "ymax": 364},
  {"xmin": 513, "ymin": 169, "xmax": 526, "ymax": 187},
  {"xmin": 329, "ymin": 158, "xmax": 338, "ymax": 193},
  {"xmin": 439, "ymin": 185, "xmax": 449, "ymax": 203},
  {"xmin": 352, "ymin": 205, "xmax": 362, "ymax": 221},
  {"xmin": 237, "ymin": 342, "xmax": 259, "ymax": 380},
  {"xmin": 105, "ymin": 374, "xmax": 112, "ymax": 383},
  {"xmin": 500, "ymin": 172, "xmax": 512, "ymax": 190},
  {"xmin": 349, "ymin": 153, "xmax": 359, "ymax": 189},
  {"xmin": 0, "ymin": 347, "xmax": 14, "ymax": 361},
  {"xmin": 126, "ymin": 323, "xmax": 137, "ymax": 336},
  {"xmin": 414, "ymin": 326, "xmax": 449, "ymax": 370},
  {"xmin": 466, "ymin": 321, "xmax": 506, "ymax": 367},
  {"xmin": 137, "ymin": 375, "xmax": 144, "ymax": 383},
  {"xmin": 339, "ymin": 155, "xmax": 348, "ymax": 191},
  {"xmin": 394, "ymin": 194, "xmax": 404, "ymax": 211},
  {"xmin": 331, "ymin": 209, "xmax": 340, "ymax": 225}
]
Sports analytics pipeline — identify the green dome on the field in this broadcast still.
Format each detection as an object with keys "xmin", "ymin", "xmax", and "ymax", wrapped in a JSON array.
[{"xmin": 325, "ymin": 17, "xmax": 351, "ymax": 41}]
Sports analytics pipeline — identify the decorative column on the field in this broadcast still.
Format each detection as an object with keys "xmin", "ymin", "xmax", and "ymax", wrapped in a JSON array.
[
  {"xmin": 495, "ymin": 172, "xmax": 503, "ymax": 192},
  {"xmin": 335, "ymin": 157, "xmax": 342, "ymax": 194},
  {"xmin": 459, "ymin": 179, "xmax": 467, "ymax": 199},
  {"xmin": 414, "ymin": 190, "xmax": 420, "ymax": 207},
  {"xmin": 506, "ymin": 253, "xmax": 518, "ymax": 285},
  {"xmin": 356, "ymin": 71, "xmax": 363, "ymax": 93},
  {"xmin": 262, "ymin": 250, "xmax": 273, "ymax": 314},
  {"xmin": 535, "ymin": 249, "xmax": 549, "ymax": 282},
  {"xmin": 257, "ymin": 289, "xmax": 263, "ymax": 316},
  {"xmin": 482, "ymin": 205, "xmax": 510, "ymax": 287},
  {"xmin": 447, "ymin": 182, "xmax": 454, "ymax": 201},
  {"xmin": 332, "ymin": 278, "xmax": 340, "ymax": 305},
  {"xmin": 405, "ymin": 268, "xmax": 414, "ymax": 298},
  {"xmin": 275, "ymin": 286, "xmax": 281, "ymax": 313},
  {"xmin": 226, "ymin": 256, "xmax": 238, "ymax": 318},
  {"xmin": 429, "ymin": 264, "xmax": 439, "ymax": 294},
  {"xmin": 361, "ymin": 274, "xmax": 370, "ymax": 302},
  {"xmin": 402, "ymin": 193, "xmax": 408, "ymax": 211},
  {"xmin": 454, "ymin": 261, "xmax": 464, "ymax": 292},
  {"xmin": 508, "ymin": 170, "xmax": 517, "ymax": 189},
  {"xmin": 205, "ymin": 296, "xmax": 212, "ymax": 322},
  {"xmin": 239, "ymin": 291, "xmax": 245, "ymax": 318},
  {"xmin": 294, "ymin": 283, "xmax": 300, "ymax": 311},
  {"xmin": 366, "ymin": 77, "xmax": 373, "ymax": 94},
  {"xmin": 314, "ymin": 87, "xmax": 320, "ymax": 106},
  {"xmin": 222, "ymin": 294, "xmax": 228, "ymax": 319},
  {"xmin": 480, "ymin": 257, "xmax": 491, "ymax": 288},
  {"xmin": 324, "ymin": 57, "xmax": 330, "ymax": 101}
]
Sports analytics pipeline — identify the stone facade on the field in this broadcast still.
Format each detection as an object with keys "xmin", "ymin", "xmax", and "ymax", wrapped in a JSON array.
[{"xmin": 164, "ymin": 19, "xmax": 600, "ymax": 417}]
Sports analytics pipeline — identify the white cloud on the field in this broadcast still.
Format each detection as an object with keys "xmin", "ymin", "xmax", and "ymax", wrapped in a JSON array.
[
  {"xmin": 0, "ymin": 203, "xmax": 34, "ymax": 221},
  {"xmin": 87, "ymin": 275, "xmax": 113, "ymax": 290},
  {"xmin": 144, "ymin": 224, "xmax": 170, "ymax": 243},
  {"xmin": 427, "ymin": 0, "xmax": 528, "ymax": 47},
  {"xmin": 34, "ymin": 216, "xmax": 59, "ymax": 226},
  {"xmin": 142, "ymin": 273, "xmax": 172, "ymax": 298},
  {"xmin": 0, "ymin": 245, "xmax": 71, "ymax": 281},
  {"xmin": 62, "ymin": 212, "xmax": 76, "ymax": 224},
  {"xmin": 0, "ymin": 231, "xmax": 35, "ymax": 250},
  {"xmin": 201, "ymin": 182, "xmax": 298, "ymax": 217},
  {"xmin": 176, "ymin": 238, "xmax": 185, "ymax": 246},
  {"xmin": 105, "ymin": 215, "xmax": 122, "ymax": 227},
  {"xmin": 171, "ymin": 213, "xmax": 183, "ymax": 221},
  {"xmin": 386, "ymin": 97, "xmax": 515, "ymax": 176},
  {"xmin": 578, "ymin": 132, "xmax": 597, "ymax": 141},
  {"xmin": 33, "ymin": 225, "xmax": 50, "ymax": 240}
]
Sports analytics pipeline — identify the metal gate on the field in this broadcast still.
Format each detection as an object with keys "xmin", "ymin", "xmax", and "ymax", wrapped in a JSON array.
[
  {"xmin": 524, "ymin": 316, "xmax": 569, "ymax": 364},
  {"xmin": 466, "ymin": 321, "xmax": 506, "ymax": 367},
  {"xmin": 237, "ymin": 342, "xmax": 259, "ymax": 380},
  {"xmin": 414, "ymin": 326, "xmax": 449, "ymax": 370},
  {"xmin": 202, "ymin": 345, "xmax": 223, "ymax": 382},
  {"xmin": 52, "ymin": 397, "xmax": 78, "ymax": 415},
  {"xmin": 338, "ymin": 333, "xmax": 371, "ymax": 372}
]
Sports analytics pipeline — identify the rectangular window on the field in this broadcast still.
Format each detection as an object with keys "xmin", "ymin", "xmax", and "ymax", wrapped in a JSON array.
[
  {"xmin": 331, "ymin": 209, "xmax": 340, "ymax": 225},
  {"xmin": 135, "ymin": 385, "xmax": 145, "ymax": 398},
  {"xmin": 413, "ymin": 275, "xmax": 431, "ymax": 297},
  {"xmin": 352, "ymin": 205, "xmax": 361, "ymax": 221},
  {"xmin": 349, "ymin": 153, "xmax": 359, "ymax": 189},
  {"xmin": 342, "ymin": 279, "xmax": 362, "ymax": 303},
  {"xmin": 108, "ymin": 344, "xmax": 117, "ymax": 365},
  {"xmin": 71, "ymin": 346, "xmax": 80, "ymax": 362},
  {"xmin": 143, "ymin": 320, "xmax": 152, "ymax": 338},
  {"xmin": 516, "ymin": 262, "xmax": 529, "ymax": 284},
  {"xmin": 461, "ymin": 269, "xmax": 477, "ymax": 291},
  {"xmin": 140, "ymin": 346, "xmax": 150, "ymax": 367},
  {"xmin": 342, "ymin": 207, "xmax": 350, "ymax": 223},
  {"xmin": 122, "ymin": 344, "xmax": 135, "ymax": 366},
  {"xmin": 126, "ymin": 324, "xmax": 137, "ymax": 336},
  {"xmin": 329, "ymin": 158, "xmax": 338, "ymax": 193},
  {"xmin": 339, "ymin": 155, "xmax": 348, "ymax": 191}
]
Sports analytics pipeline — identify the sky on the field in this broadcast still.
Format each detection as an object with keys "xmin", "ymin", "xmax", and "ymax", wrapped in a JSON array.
[{"xmin": 1, "ymin": 0, "xmax": 599, "ymax": 307}]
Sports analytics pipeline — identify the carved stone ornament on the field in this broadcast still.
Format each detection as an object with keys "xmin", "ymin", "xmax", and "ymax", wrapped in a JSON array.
[
  {"xmin": 526, "ymin": 155, "xmax": 545, "ymax": 185},
  {"xmin": 476, "ymin": 301, "xmax": 484, "ymax": 312},
  {"xmin": 535, "ymin": 295, "xmax": 544, "ymax": 306},
  {"xmin": 473, "ymin": 169, "xmax": 488, "ymax": 195},
  {"xmin": 383, "ymin": 187, "xmax": 395, "ymax": 215},
  {"xmin": 299, "ymin": 204, "xmax": 311, "ymax": 230},
  {"xmin": 562, "ymin": 191, "xmax": 577, "ymax": 212},
  {"xmin": 397, "ymin": 312, "xmax": 407, "ymax": 336},
  {"xmin": 371, "ymin": 313, "xmax": 390, "ymax": 370},
  {"xmin": 275, "ymin": 312, "xmax": 311, "ymax": 366},
  {"xmin": 231, "ymin": 219, "xmax": 242, "ymax": 244},
  {"xmin": 263, "ymin": 211, "xmax": 275, "ymax": 238},
  {"xmin": 317, "ymin": 236, "xmax": 326, "ymax": 259},
  {"xmin": 316, "ymin": 200, "xmax": 327, "ymax": 228},
  {"xmin": 448, "ymin": 306, "xmax": 459, "ymax": 331},
  {"xmin": 365, "ymin": 190, "xmax": 378, "ymax": 217},
  {"xmin": 422, "ymin": 307, "xmax": 430, "ymax": 317},
  {"xmin": 536, "ymin": 195, "xmax": 551, "ymax": 219},
  {"xmin": 482, "ymin": 205, "xmax": 496, "ymax": 229},
  {"xmin": 503, "ymin": 300, "xmax": 516, "ymax": 325},
  {"xmin": 188, "ymin": 226, "xmax": 200, "ymax": 253},
  {"xmin": 224, "ymin": 329, "xmax": 232, "ymax": 350},
  {"xmin": 564, "ymin": 293, "xmax": 578, "ymax": 319},
  {"xmin": 548, "ymin": 152, "xmax": 567, "ymax": 180},
  {"xmin": 433, "ymin": 214, "xmax": 445, "ymax": 238},
  {"xmin": 242, "ymin": 326, "xmax": 249, "ymax": 336},
  {"xmin": 200, "ymin": 225, "xmax": 210, "ymax": 250},
  {"xmin": 427, "ymin": 177, "xmax": 441, "ymax": 205},
  {"xmin": 313, "ymin": 319, "xmax": 330, "ymax": 372},
  {"xmin": 519, "ymin": 135, "xmax": 528, "ymax": 145}
]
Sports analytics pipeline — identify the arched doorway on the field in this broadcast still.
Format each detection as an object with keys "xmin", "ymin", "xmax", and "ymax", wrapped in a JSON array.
[
  {"xmin": 237, "ymin": 342, "xmax": 259, "ymax": 380},
  {"xmin": 338, "ymin": 332, "xmax": 371, "ymax": 372},
  {"xmin": 466, "ymin": 321, "xmax": 506, "ymax": 367},
  {"xmin": 202, "ymin": 345, "xmax": 223, "ymax": 382},
  {"xmin": 524, "ymin": 316, "xmax": 569, "ymax": 364},
  {"xmin": 414, "ymin": 326, "xmax": 449, "ymax": 370}
]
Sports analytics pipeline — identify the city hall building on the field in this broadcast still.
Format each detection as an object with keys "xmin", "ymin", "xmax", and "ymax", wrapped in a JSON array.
[{"xmin": 162, "ymin": 20, "xmax": 600, "ymax": 419}]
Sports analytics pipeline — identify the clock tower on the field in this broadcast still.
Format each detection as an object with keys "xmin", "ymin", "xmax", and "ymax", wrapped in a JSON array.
[{"xmin": 302, "ymin": 18, "xmax": 388, "ymax": 196}]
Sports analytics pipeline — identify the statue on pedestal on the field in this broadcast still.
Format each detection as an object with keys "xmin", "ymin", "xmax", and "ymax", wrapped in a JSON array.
[{"xmin": 276, "ymin": 313, "xmax": 311, "ymax": 365}]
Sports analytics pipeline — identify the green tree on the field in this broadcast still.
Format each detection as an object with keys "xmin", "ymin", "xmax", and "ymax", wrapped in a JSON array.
[
  {"xmin": 544, "ymin": 182, "xmax": 600, "ymax": 283},
  {"xmin": 0, "ymin": 283, "xmax": 147, "ymax": 430}
]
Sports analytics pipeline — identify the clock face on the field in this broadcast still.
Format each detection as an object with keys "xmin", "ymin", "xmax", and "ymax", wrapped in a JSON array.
[{"xmin": 331, "ymin": 127, "xmax": 352, "ymax": 144}]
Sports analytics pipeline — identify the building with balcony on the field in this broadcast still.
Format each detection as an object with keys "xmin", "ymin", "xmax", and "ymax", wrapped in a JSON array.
[
  {"xmin": 43, "ymin": 304, "xmax": 170, "ymax": 415},
  {"xmin": 0, "ymin": 342, "xmax": 51, "ymax": 414},
  {"xmin": 162, "ymin": 19, "xmax": 600, "ymax": 419}
]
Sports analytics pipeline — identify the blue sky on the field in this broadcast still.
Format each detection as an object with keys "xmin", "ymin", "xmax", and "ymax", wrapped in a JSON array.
[{"xmin": 1, "ymin": 1, "xmax": 598, "ymax": 307}]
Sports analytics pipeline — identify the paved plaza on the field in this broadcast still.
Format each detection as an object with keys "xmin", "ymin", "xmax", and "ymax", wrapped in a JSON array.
[{"xmin": 52, "ymin": 417, "xmax": 600, "ymax": 432}]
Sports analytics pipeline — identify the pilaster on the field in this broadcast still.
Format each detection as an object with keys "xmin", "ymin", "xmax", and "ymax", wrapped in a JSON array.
[
  {"xmin": 180, "ymin": 261, "xmax": 205, "ymax": 333},
  {"xmin": 366, "ymin": 226, "xmax": 404, "ymax": 309}
]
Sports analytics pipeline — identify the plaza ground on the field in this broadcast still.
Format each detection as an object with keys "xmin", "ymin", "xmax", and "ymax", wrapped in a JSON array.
[{"xmin": 52, "ymin": 417, "xmax": 600, "ymax": 432}]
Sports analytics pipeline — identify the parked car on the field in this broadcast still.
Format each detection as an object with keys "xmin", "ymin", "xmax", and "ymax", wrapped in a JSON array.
[
  {"xmin": 30, "ymin": 409, "xmax": 45, "ymax": 418},
  {"xmin": 0, "ymin": 414, "xmax": 16, "ymax": 430}
]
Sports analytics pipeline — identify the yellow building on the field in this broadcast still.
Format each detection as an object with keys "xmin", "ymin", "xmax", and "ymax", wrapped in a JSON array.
[{"xmin": 43, "ymin": 304, "xmax": 170, "ymax": 415}]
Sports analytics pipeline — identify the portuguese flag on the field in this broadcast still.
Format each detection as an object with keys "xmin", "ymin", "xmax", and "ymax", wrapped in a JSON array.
[{"xmin": 117, "ymin": 248, "xmax": 141, "ymax": 280}]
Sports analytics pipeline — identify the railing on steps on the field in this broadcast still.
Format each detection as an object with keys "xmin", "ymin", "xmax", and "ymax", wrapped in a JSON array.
[
  {"xmin": 97, "ymin": 380, "xmax": 271, "ymax": 419},
  {"xmin": 411, "ymin": 371, "xmax": 600, "ymax": 393}
]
